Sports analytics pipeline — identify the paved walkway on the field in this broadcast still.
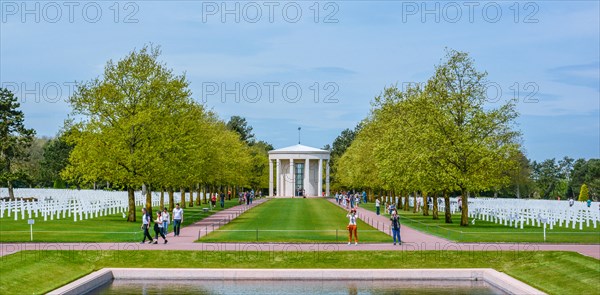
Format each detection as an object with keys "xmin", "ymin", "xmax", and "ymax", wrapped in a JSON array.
[{"xmin": 1, "ymin": 197, "xmax": 599, "ymax": 260}]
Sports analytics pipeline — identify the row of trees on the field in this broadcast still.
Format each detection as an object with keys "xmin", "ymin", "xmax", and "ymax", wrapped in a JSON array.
[
  {"xmin": 330, "ymin": 50, "xmax": 598, "ymax": 226},
  {"xmin": 1, "ymin": 45, "xmax": 272, "ymax": 222},
  {"xmin": 334, "ymin": 49, "xmax": 522, "ymax": 226}
]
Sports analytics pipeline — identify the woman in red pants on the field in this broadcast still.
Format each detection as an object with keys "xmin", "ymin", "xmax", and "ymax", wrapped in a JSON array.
[{"xmin": 346, "ymin": 208, "xmax": 358, "ymax": 245}]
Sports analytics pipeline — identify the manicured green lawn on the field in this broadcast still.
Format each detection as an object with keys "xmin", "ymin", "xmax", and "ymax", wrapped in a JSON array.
[
  {"xmin": 0, "ymin": 250, "xmax": 598, "ymax": 295},
  {"xmin": 362, "ymin": 203, "xmax": 600, "ymax": 244},
  {"xmin": 201, "ymin": 198, "xmax": 391, "ymax": 243},
  {"xmin": 0, "ymin": 199, "xmax": 242, "ymax": 242}
]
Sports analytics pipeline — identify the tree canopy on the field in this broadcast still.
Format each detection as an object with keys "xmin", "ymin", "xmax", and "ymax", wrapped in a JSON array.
[{"xmin": 336, "ymin": 49, "xmax": 522, "ymax": 226}]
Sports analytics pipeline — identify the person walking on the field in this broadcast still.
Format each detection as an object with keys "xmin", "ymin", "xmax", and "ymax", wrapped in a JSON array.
[
  {"xmin": 390, "ymin": 210, "xmax": 401, "ymax": 245},
  {"xmin": 161, "ymin": 208, "xmax": 170, "ymax": 236},
  {"xmin": 375, "ymin": 197, "xmax": 381, "ymax": 215},
  {"xmin": 346, "ymin": 208, "xmax": 359, "ymax": 246},
  {"xmin": 140, "ymin": 208, "xmax": 153, "ymax": 244},
  {"xmin": 153, "ymin": 211, "xmax": 168, "ymax": 244},
  {"xmin": 211, "ymin": 193, "xmax": 217, "ymax": 208},
  {"xmin": 220, "ymin": 192, "xmax": 225, "ymax": 208},
  {"xmin": 172, "ymin": 203, "xmax": 183, "ymax": 237}
]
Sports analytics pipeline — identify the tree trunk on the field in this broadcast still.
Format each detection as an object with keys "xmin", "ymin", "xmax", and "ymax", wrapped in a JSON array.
[
  {"xmin": 516, "ymin": 185, "xmax": 521, "ymax": 199},
  {"xmin": 444, "ymin": 191, "xmax": 452, "ymax": 223},
  {"xmin": 413, "ymin": 192, "xmax": 417, "ymax": 213},
  {"xmin": 127, "ymin": 186, "xmax": 136, "ymax": 222},
  {"xmin": 189, "ymin": 185, "xmax": 194, "ymax": 207},
  {"xmin": 422, "ymin": 191, "xmax": 429, "ymax": 216},
  {"xmin": 145, "ymin": 185, "xmax": 152, "ymax": 217},
  {"xmin": 160, "ymin": 187, "xmax": 164, "ymax": 209},
  {"xmin": 403, "ymin": 193, "xmax": 409, "ymax": 211},
  {"xmin": 460, "ymin": 189, "xmax": 469, "ymax": 226},
  {"xmin": 196, "ymin": 185, "xmax": 201, "ymax": 206},
  {"xmin": 168, "ymin": 187, "xmax": 174, "ymax": 211},
  {"xmin": 7, "ymin": 180, "xmax": 15, "ymax": 199},
  {"xmin": 180, "ymin": 187, "xmax": 186, "ymax": 208},
  {"xmin": 432, "ymin": 192, "xmax": 439, "ymax": 220}
]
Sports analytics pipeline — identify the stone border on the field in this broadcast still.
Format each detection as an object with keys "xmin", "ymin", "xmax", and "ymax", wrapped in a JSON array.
[{"xmin": 49, "ymin": 268, "xmax": 545, "ymax": 295}]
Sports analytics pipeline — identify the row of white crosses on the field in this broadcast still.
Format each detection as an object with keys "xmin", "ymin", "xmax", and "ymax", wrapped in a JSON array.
[
  {"xmin": 0, "ymin": 189, "xmax": 140, "ymax": 222},
  {"xmin": 466, "ymin": 198, "xmax": 599, "ymax": 230},
  {"xmin": 391, "ymin": 194, "xmax": 599, "ymax": 231},
  {"xmin": 379, "ymin": 195, "xmax": 461, "ymax": 214},
  {"xmin": 135, "ymin": 192, "xmax": 222, "ymax": 209},
  {"xmin": 0, "ymin": 188, "xmax": 231, "ymax": 223}
]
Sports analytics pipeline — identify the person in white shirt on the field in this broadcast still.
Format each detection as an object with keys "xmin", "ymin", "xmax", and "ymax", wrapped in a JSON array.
[
  {"xmin": 153, "ymin": 211, "xmax": 168, "ymax": 244},
  {"xmin": 172, "ymin": 203, "xmax": 184, "ymax": 237},
  {"xmin": 161, "ymin": 208, "xmax": 170, "ymax": 236},
  {"xmin": 346, "ymin": 208, "xmax": 359, "ymax": 245},
  {"xmin": 375, "ymin": 198, "xmax": 380, "ymax": 215}
]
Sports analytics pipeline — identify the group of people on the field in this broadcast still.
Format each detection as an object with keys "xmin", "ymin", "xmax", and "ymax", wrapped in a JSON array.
[
  {"xmin": 140, "ymin": 203, "xmax": 184, "ymax": 244},
  {"xmin": 335, "ymin": 191, "xmax": 367, "ymax": 209},
  {"xmin": 343, "ymin": 195, "xmax": 402, "ymax": 246},
  {"xmin": 239, "ymin": 190, "xmax": 261, "ymax": 205}
]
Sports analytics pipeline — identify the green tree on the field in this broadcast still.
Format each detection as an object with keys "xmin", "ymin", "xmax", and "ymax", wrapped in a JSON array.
[
  {"xmin": 63, "ymin": 45, "xmax": 192, "ymax": 222},
  {"xmin": 227, "ymin": 116, "xmax": 255, "ymax": 144},
  {"xmin": 0, "ymin": 88, "xmax": 36, "ymax": 198},
  {"xmin": 41, "ymin": 131, "xmax": 74, "ymax": 187},
  {"xmin": 578, "ymin": 183, "xmax": 589, "ymax": 201},
  {"xmin": 570, "ymin": 159, "xmax": 600, "ymax": 199},
  {"xmin": 422, "ymin": 49, "xmax": 521, "ymax": 226},
  {"xmin": 328, "ymin": 125, "xmax": 361, "ymax": 190},
  {"xmin": 17, "ymin": 137, "xmax": 49, "ymax": 188},
  {"xmin": 531, "ymin": 159, "xmax": 562, "ymax": 198}
]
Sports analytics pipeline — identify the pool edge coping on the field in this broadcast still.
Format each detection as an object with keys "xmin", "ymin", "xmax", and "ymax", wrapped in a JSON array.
[{"xmin": 48, "ymin": 268, "xmax": 546, "ymax": 295}]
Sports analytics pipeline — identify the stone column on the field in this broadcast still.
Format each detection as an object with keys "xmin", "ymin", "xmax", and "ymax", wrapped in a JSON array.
[
  {"xmin": 289, "ymin": 159, "xmax": 294, "ymax": 196},
  {"xmin": 276, "ymin": 159, "xmax": 280, "ymax": 197},
  {"xmin": 269, "ymin": 159, "xmax": 273, "ymax": 197},
  {"xmin": 318, "ymin": 158, "xmax": 323, "ymax": 197},
  {"xmin": 325, "ymin": 159, "xmax": 330, "ymax": 197},
  {"xmin": 304, "ymin": 158, "xmax": 310, "ymax": 196}
]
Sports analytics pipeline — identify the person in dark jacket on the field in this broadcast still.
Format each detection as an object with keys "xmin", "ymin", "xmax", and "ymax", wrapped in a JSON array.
[{"xmin": 390, "ymin": 210, "xmax": 401, "ymax": 245}]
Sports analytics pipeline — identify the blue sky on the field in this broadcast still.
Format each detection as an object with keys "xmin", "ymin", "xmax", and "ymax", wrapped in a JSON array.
[{"xmin": 1, "ymin": 1, "xmax": 598, "ymax": 161}]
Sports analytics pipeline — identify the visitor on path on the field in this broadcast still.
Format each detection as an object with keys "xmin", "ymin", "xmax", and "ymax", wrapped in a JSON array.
[
  {"xmin": 375, "ymin": 198, "xmax": 381, "ymax": 215},
  {"xmin": 220, "ymin": 192, "xmax": 225, "ymax": 208},
  {"xmin": 587, "ymin": 199, "xmax": 592, "ymax": 208},
  {"xmin": 569, "ymin": 197, "xmax": 574, "ymax": 207},
  {"xmin": 161, "ymin": 208, "xmax": 170, "ymax": 236},
  {"xmin": 388, "ymin": 203, "xmax": 395, "ymax": 215},
  {"xmin": 153, "ymin": 211, "xmax": 168, "ymax": 244},
  {"xmin": 362, "ymin": 191, "xmax": 367, "ymax": 203},
  {"xmin": 172, "ymin": 203, "xmax": 183, "ymax": 237},
  {"xmin": 211, "ymin": 193, "xmax": 217, "ymax": 208},
  {"xmin": 140, "ymin": 208, "xmax": 153, "ymax": 244},
  {"xmin": 390, "ymin": 210, "xmax": 401, "ymax": 245},
  {"xmin": 346, "ymin": 208, "xmax": 359, "ymax": 245},
  {"xmin": 457, "ymin": 196, "xmax": 462, "ymax": 211}
]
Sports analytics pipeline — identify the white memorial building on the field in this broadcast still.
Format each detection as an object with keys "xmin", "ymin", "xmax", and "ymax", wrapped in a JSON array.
[{"xmin": 268, "ymin": 144, "xmax": 330, "ymax": 197}]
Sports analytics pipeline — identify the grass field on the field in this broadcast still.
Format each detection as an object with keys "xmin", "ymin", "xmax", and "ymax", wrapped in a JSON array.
[
  {"xmin": 0, "ymin": 250, "xmax": 598, "ymax": 295},
  {"xmin": 0, "ymin": 199, "xmax": 243, "ymax": 242},
  {"xmin": 360, "ymin": 202, "xmax": 600, "ymax": 244},
  {"xmin": 201, "ymin": 198, "xmax": 391, "ymax": 243}
]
